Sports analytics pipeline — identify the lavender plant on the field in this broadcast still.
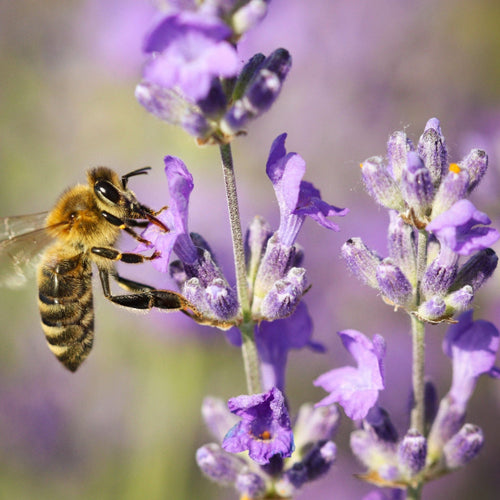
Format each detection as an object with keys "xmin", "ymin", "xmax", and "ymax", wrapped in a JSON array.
[{"xmin": 127, "ymin": 2, "xmax": 499, "ymax": 499}]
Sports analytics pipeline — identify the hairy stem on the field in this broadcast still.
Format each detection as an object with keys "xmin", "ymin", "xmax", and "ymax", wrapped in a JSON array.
[
  {"xmin": 407, "ymin": 229, "xmax": 428, "ymax": 500},
  {"xmin": 219, "ymin": 143, "xmax": 262, "ymax": 394},
  {"xmin": 410, "ymin": 314, "xmax": 425, "ymax": 435}
]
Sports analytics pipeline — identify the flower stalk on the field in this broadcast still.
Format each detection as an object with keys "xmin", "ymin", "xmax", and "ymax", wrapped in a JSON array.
[
  {"xmin": 410, "ymin": 314, "xmax": 426, "ymax": 436},
  {"xmin": 411, "ymin": 228, "xmax": 428, "ymax": 437},
  {"xmin": 219, "ymin": 143, "xmax": 262, "ymax": 394}
]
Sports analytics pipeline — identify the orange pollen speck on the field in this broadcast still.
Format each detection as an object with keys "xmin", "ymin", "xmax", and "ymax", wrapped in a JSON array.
[
  {"xmin": 259, "ymin": 430, "xmax": 272, "ymax": 440},
  {"xmin": 359, "ymin": 162, "xmax": 364, "ymax": 169},
  {"xmin": 449, "ymin": 163, "xmax": 461, "ymax": 174}
]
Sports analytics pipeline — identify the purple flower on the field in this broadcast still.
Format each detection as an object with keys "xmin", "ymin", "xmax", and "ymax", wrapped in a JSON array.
[
  {"xmin": 255, "ymin": 302, "xmax": 323, "ymax": 393},
  {"xmin": 314, "ymin": 330, "xmax": 386, "ymax": 420},
  {"xmin": 443, "ymin": 310, "xmax": 500, "ymax": 408},
  {"xmin": 222, "ymin": 387, "xmax": 294, "ymax": 465},
  {"xmin": 427, "ymin": 199, "xmax": 499, "ymax": 256},
  {"xmin": 141, "ymin": 12, "xmax": 240, "ymax": 102},
  {"xmin": 140, "ymin": 156, "xmax": 198, "ymax": 272},
  {"xmin": 266, "ymin": 133, "xmax": 348, "ymax": 247}
]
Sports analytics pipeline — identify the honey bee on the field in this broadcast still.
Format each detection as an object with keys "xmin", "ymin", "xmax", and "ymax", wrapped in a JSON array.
[{"xmin": 0, "ymin": 167, "xmax": 195, "ymax": 372}]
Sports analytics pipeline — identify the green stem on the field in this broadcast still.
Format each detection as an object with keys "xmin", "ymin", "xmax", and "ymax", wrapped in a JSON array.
[
  {"xmin": 239, "ymin": 320, "xmax": 263, "ymax": 395},
  {"xmin": 219, "ymin": 143, "xmax": 262, "ymax": 394},
  {"xmin": 410, "ymin": 314, "xmax": 425, "ymax": 435},
  {"xmin": 406, "ymin": 483, "xmax": 423, "ymax": 500},
  {"xmin": 407, "ymin": 229, "xmax": 429, "ymax": 500},
  {"xmin": 219, "ymin": 143, "xmax": 250, "ymax": 312}
]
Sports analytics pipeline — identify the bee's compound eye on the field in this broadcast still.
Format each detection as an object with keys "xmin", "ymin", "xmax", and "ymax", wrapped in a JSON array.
[{"xmin": 95, "ymin": 180, "xmax": 120, "ymax": 205}]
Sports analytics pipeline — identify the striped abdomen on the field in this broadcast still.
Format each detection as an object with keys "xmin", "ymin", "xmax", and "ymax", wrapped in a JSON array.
[{"xmin": 38, "ymin": 253, "xmax": 94, "ymax": 371}]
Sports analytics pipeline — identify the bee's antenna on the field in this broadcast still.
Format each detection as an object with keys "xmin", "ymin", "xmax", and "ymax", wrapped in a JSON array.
[{"xmin": 122, "ymin": 166, "xmax": 151, "ymax": 188}]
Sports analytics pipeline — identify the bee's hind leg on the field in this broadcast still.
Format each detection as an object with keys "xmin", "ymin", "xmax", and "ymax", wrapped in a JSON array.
[{"xmin": 98, "ymin": 269, "xmax": 194, "ymax": 313}]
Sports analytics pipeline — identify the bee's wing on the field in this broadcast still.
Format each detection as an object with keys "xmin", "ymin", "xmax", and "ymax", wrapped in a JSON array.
[
  {"xmin": 0, "ymin": 212, "xmax": 49, "ymax": 240},
  {"xmin": 0, "ymin": 213, "xmax": 54, "ymax": 288}
]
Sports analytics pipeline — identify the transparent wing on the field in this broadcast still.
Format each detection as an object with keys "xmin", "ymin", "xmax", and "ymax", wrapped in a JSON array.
[{"xmin": 0, "ymin": 213, "xmax": 54, "ymax": 288}]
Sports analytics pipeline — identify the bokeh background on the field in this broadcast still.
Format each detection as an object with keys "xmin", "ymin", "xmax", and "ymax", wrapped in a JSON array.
[{"xmin": 1, "ymin": 0, "xmax": 500, "ymax": 499}]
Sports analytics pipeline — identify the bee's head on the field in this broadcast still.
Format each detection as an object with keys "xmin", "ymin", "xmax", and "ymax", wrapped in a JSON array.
[{"xmin": 87, "ymin": 166, "xmax": 168, "ymax": 231}]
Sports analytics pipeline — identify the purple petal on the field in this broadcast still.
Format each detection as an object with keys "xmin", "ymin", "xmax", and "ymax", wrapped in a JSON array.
[
  {"xmin": 141, "ymin": 12, "xmax": 239, "ymax": 101},
  {"xmin": 427, "ymin": 199, "xmax": 499, "ymax": 255},
  {"xmin": 443, "ymin": 310, "xmax": 500, "ymax": 406},
  {"xmin": 314, "ymin": 330, "xmax": 386, "ymax": 421},
  {"xmin": 140, "ymin": 156, "xmax": 197, "ymax": 271},
  {"xmin": 256, "ymin": 302, "xmax": 319, "ymax": 392},
  {"xmin": 266, "ymin": 134, "xmax": 347, "ymax": 246},
  {"xmin": 144, "ymin": 12, "xmax": 232, "ymax": 53},
  {"xmin": 295, "ymin": 181, "xmax": 348, "ymax": 231}
]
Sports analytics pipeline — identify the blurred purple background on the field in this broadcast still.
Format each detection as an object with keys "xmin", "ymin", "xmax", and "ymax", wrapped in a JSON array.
[{"xmin": 1, "ymin": 0, "xmax": 499, "ymax": 498}]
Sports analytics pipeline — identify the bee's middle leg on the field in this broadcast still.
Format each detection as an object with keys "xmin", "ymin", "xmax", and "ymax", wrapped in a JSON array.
[{"xmin": 91, "ymin": 246, "xmax": 159, "ymax": 263}]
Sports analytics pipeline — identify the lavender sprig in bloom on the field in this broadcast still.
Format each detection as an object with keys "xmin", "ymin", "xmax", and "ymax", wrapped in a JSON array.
[
  {"xmin": 343, "ymin": 118, "xmax": 499, "ymax": 323},
  {"xmin": 135, "ymin": 2, "xmax": 291, "ymax": 143},
  {"xmin": 320, "ymin": 119, "xmax": 499, "ymax": 498},
  {"xmin": 197, "ymin": 390, "xmax": 339, "ymax": 498},
  {"xmin": 322, "ymin": 313, "xmax": 499, "ymax": 491}
]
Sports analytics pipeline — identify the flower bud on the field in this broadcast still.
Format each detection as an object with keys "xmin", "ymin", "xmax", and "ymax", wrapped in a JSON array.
[
  {"xmin": 222, "ymin": 48, "xmax": 292, "ymax": 134},
  {"xmin": 293, "ymin": 403, "xmax": 341, "ymax": 453},
  {"xmin": 364, "ymin": 406, "xmax": 399, "ymax": 443},
  {"xmin": 360, "ymin": 156, "xmax": 405, "ymax": 210},
  {"xmin": 398, "ymin": 429, "xmax": 427, "ymax": 477},
  {"xmin": 451, "ymin": 248, "xmax": 498, "ymax": 292},
  {"xmin": 206, "ymin": 278, "xmax": 239, "ymax": 320},
  {"xmin": 387, "ymin": 130, "xmax": 414, "ymax": 182},
  {"xmin": 196, "ymin": 443, "xmax": 245, "ymax": 484},
  {"xmin": 376, "ymin": 258, "xmax": 413, "ymax": 307},
  {"xmin": 420, "ymin": 248, "xmax": 458, "ymax": 299},
  {"xmin": 252, "ymin": 234, "xmax": 298, "ymax": 315},
  {"xmin": 417, "ymin": 296, "xmax": 446, "ymax": 322},
  {"xmin": 400, "ymin": 151, "xmax": 434, "ymax": 218},
  {"xmin": 444, "ymin": 285, "xmax": 474, "ymax": 314},
  {"xmin": 387, "ymin": 211, "xmax": 417, "ymax": 285},
  {"xmin": 462, "ymin": 148, "xmax": 488, "ymax": 194},
  {"xmin": 443, "ymin": 424, "xmax": 484, "ymax": 469},
  {"xmin": 417, "ymin": 117, "xmax": 447, "ymax": 186},
  {"xmin": 235, "ymin": 469, "xmax": 267, "ymax": 498},
  {"xmin": 231, "ymin": 53, "xmax": 266, "ymax": 101},
  {"xmin": 342, "ymin": 237, "xmax": 382, "ymax": 289},
  {"xmin": 260, "ymin": 267, "xmax": 307, "ymax": 320}
]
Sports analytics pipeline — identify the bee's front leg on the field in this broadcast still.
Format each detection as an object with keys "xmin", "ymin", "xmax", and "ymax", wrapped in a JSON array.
[{"xmin": 100, "ymin": 211, "xmax": 153, "ymax": 244}]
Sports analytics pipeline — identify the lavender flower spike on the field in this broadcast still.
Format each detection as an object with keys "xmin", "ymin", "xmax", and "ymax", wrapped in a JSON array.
[
  {"xmin": 222, "ymin": 387, "xmax": 294, "ymax": 465},
  {"xmin": 427, "ymin": 199, "xmax": 499, "ymax": 256},
  {"xmin": 314, "ymin": 330, "xmax": 386, "ymax": 420}
]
